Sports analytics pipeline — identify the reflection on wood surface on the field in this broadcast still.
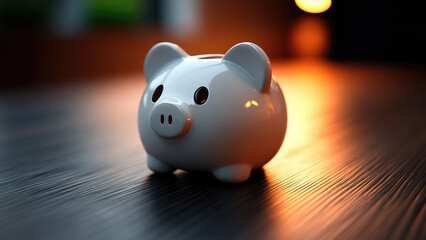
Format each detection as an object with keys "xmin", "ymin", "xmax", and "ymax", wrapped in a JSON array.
[{"xmin": 0, "ymin": 61, "xmax": 425, "ymax": 240}]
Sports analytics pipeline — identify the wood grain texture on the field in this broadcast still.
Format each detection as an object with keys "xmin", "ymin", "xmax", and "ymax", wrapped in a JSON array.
[{"xmin": 0, "ymin": 61, "xmax": 425, "ymax": 240}]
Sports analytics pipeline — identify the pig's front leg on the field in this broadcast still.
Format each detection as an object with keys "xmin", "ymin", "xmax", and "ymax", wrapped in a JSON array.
[
  {"xmin": 212, "ymin": 164, "xmax": 252, "ymax": 183},
  {"xmin": 147, "ymin": 155, "xmax": 176, "ymax": 173}
]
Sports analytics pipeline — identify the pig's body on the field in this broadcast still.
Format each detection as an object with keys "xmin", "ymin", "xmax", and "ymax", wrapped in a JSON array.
[{"xmin": 138, "ymin": 42, "xmax": 287, "ymax": 182}]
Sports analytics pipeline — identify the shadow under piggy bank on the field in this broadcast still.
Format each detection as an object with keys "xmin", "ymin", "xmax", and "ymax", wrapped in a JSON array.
[{"xmin": 139, "ymin": 169, "xmax": 278, "ymax": 240}]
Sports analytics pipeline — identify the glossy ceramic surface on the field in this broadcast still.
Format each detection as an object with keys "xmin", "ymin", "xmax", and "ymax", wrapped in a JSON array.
[{"xmin": 138, "ymin": 42, "xmax": 287, "ymax": 182}]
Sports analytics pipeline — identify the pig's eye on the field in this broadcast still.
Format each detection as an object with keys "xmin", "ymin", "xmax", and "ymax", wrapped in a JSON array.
[
  {"xmin": 152, "ymin": 85, "xmax": 163, "ymax": 102},
  {"xmin": 194, "ymin": 86, "xmax": 209, "ymax": 105}
]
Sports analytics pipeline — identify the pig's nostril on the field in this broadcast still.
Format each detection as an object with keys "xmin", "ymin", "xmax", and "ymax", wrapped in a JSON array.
[
  {"xmin": 160, "ymin": 114, "xmax": 164, "ymax": 124},
  {"xmin": 168, "ymin": 115, "xmax": 172, "ymax": 124}
]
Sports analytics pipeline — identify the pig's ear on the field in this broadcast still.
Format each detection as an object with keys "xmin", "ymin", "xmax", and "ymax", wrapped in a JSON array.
[
  {"xmin": 144, "ymin": 42, "xmax": 188, "ymax": 83},
  {"xmin": 222, "ymin": 42, "xmax": 271, "ymax": 93}
]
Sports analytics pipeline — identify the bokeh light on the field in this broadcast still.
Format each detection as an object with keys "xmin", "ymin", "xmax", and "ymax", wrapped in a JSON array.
[
  {"xmin": 290, "ymin": 16, "xmax": 330, "ymax": 58},
  {"xmin": 295, "ymin": 0, "xmax": 332, "ymax": 13}
]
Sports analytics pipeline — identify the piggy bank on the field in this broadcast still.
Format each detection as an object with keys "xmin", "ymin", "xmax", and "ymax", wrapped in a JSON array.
[{"xmin": 138, "ymin": 42, "xmax": 287, "ymax": 183}]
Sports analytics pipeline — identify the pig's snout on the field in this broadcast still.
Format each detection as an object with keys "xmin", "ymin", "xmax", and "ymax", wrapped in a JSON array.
[{"xmin": 150, "ymin": 101, "xmax": 191, "ymax": 138}]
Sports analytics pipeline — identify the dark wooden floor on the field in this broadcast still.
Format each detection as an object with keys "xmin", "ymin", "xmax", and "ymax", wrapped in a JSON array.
[{"xmin": 1, "ymin": 61, "xmax": 425, "ymax": 240}]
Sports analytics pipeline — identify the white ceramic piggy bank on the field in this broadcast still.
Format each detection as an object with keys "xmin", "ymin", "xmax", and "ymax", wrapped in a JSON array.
[{"xmin": 138, "ymin": 42, "xmax": 287, "ymax": 183}]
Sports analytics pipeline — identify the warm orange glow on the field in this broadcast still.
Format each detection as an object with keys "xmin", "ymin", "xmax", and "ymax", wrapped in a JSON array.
[
  {"xmin": 295, "ymin": 0, "xmax": 331, "ymax": 13},
  {"xmin": 290, "ymin": 16, "xmax": 330, "ymax": 58},
  {"xmin": 263, "ymin": 61, "xmax": 352, "ymax": 238}
]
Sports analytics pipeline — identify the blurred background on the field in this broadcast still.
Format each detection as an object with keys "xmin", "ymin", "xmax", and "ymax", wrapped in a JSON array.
[
  {"xmin": 1, "ymin": 0, "xmax": 425, "ymax": 88},
  {"xmin": 1, "ymin": 2, "xmax": 425, "ymax": 239}
]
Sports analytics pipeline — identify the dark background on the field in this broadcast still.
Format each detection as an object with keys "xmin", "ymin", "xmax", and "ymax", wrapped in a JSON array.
[
  {"xmin": 329, "ymin": 0, "xmax": 426, "ymax": 63},
  {"xmin": 1, "ymin": 0, "xmax": 425, "ymax": 88}
]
